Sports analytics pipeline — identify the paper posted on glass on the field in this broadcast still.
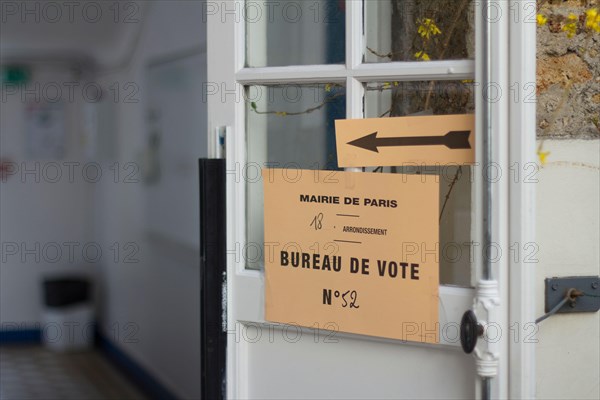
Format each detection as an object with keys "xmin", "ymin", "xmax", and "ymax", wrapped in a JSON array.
[
  {"xmin": 263, "ymin": 168, "xmax": 440, "ymax": 343},
  {"xmin": 335, "ymin": 114, "xmax": 475, "ymax": 168}
]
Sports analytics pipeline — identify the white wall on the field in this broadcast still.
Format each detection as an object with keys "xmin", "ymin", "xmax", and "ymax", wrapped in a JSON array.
[
  {"xmin": 535, "ymin": 139, "xmax": 600, "ymax": 399},
  {"xmin": 93, "ymin": 2, "xmax": 206, "ymax": 399},
  {"xmin": 0, "ymin": 63, "xmax": 97, "ymax": 328}
]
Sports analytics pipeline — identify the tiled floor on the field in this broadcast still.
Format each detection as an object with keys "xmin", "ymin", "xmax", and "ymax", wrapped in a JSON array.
[{"xmin": 0, "ymin": 345, "xmax": 146, "ymax": 400}]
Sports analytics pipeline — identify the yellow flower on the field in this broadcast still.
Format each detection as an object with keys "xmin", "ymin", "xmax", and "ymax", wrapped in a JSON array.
[
  {"xmin": 325, "ymin": 83, "xmax": 332, "ymax": 92},
  {"xmin": 276, "ymin": 111, "xmax": 287, "ymax": 117},
  {"xmin": 585, "ymin": 8, "xmax": 600, "ymax": 32},
  {"xmin": 417, "ymin": 18, "xmax": 441, "ymax": 40},
  {"xmin": 537, "ymin": 150, "xmax": 550, "ymax": 166},
  {"xmin": 536, "ymin": 14, "xmax": 548, "ymax": 26},
  {"xmin": 415, "ymin": 51, "xmax": 431, "ymax": 61},
  {"xmin": 562, "ymin": 13, "xmax": 578, "ymax": 38}
]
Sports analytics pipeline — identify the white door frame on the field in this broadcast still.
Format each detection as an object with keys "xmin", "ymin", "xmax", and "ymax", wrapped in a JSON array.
[
  {"xmin": 471, "ymin": 2, "xmax": 537, "ymax": 398},
  {"xmin": 507, "ymin": 1, "xmax": 537, "ymax": 398},
  {"xmin": 206, "ymin": 1, "xmax": 537, "ymax": 398}
]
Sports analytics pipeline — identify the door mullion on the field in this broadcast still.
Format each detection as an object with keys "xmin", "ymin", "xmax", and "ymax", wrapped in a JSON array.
[
  {"xmin": 346, "ymin": 0, "xmax": 364, "ymax": 69},
  {"xmin": 236, "ymin": 60, "xmax": 474, "ymax": 86},
  {"xmin": 236, "ymin": 65, "xmax": 348, "ymax": 85},
  {"xmin": 346, "ymin": 77, "xmax": 363, "ymax": 119},
  {"xmin": 351, "ymin": 60, "xmax": 475, "ymax": 82}
]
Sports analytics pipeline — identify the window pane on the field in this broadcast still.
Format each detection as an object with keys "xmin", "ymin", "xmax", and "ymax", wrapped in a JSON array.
[
  {"xmin": 245, "ymin": 84, "xmax": 346, "ymax": 269},
  {"xmin": 364, "ymin": 0, "xmax": 475, "ymax": 63},
  {"xmin": 365, "ymin": 80, "xmax": 474, "ymax": 117},
  {"xmin": 245, "ymin": 0, "xmax": 345, "ymax": 67},
  {"xmin": 365, "ymin": 80, "xmax": 474, "ymax": 287}
]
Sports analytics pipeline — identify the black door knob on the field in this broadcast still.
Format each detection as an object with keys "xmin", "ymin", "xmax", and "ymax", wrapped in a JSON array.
[{"xmin": 460, "ymin": 310, "xmax": 483, "ymax": 354}]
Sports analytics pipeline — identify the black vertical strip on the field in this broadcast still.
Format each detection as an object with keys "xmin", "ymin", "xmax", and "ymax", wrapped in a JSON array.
[
  {"xmin": 199, "ymin": 159, "xmax": 226, "ymax": 400},
  {"xmin": 326, "ymin": 0, "xmax": 346, "ymax": 170}
]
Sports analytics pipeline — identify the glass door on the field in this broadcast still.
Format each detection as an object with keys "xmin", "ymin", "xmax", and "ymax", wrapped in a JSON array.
[{"xmin": 205, "ymin": 1, "xmax": 536, "ymax": 398}]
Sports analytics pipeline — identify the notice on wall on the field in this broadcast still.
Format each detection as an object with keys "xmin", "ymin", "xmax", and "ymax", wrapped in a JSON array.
[
  {"xmin": 335, "ymin": 114, "xmax": 475, "ymax": 167},
  {"xmin": 25, "ymin": 102, "xmax": 66, "ymax": 159},
  {"xmin": 263, "ymin": 169, "xmax": 439, "ymax": 343}
]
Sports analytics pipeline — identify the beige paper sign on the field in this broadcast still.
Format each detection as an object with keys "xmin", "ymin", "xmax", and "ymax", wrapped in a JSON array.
[
  {"xmin": 263, "ymin": 169, "xmax": 439, "ymax": 343},
  {"xmin": 335, "ymin": 114, "xmax": 475, "ymax": 167}
]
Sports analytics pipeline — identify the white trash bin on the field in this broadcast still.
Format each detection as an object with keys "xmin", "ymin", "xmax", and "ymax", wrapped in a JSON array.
[
  {"xmin": 42, "ymin": 277, "xmax": 94, "ymax": 352},
  {"xmin": 42, "ymin": 303, "xmax": 95, "ymax": 351}
]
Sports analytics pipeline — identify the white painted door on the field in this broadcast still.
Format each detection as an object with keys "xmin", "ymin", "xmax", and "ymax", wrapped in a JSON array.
[{"xmin": 206, "ymin": 1, "xmax": 536, "ymax": 398}]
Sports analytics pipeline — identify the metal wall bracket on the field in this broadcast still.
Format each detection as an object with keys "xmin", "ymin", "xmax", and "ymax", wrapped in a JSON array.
[{"xmin": 545, "ymin": 276, "xmax": 600, "ymax": 314}]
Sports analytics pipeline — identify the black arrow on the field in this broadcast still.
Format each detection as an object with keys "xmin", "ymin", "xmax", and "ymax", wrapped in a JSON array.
[{"xmin": 347, "ymin": 131, "xmax": 471, "ymax": 153}]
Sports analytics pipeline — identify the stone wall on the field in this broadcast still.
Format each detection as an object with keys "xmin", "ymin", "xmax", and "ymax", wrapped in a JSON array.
[{"xmin": 537, "ymin": 0, "xmax": 600, "ymax": 139}]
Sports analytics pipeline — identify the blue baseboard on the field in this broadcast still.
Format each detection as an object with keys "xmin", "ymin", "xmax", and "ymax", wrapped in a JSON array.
[
  {"xmin": 0, "ymin": 329, "xmax": 42, "ymax": 344},
  {"xmin": 96, "ymin": 334, "xmax": 179, "ymax": 400},
  {"xmin": 0, "ymin": 328, "xmax": 178, "ymax": 400}
]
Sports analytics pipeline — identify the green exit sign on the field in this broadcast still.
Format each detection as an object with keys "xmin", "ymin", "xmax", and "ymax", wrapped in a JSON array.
[{"xmin": 2, "ymin": 65, "xmax": 31, "ymax": 85}]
